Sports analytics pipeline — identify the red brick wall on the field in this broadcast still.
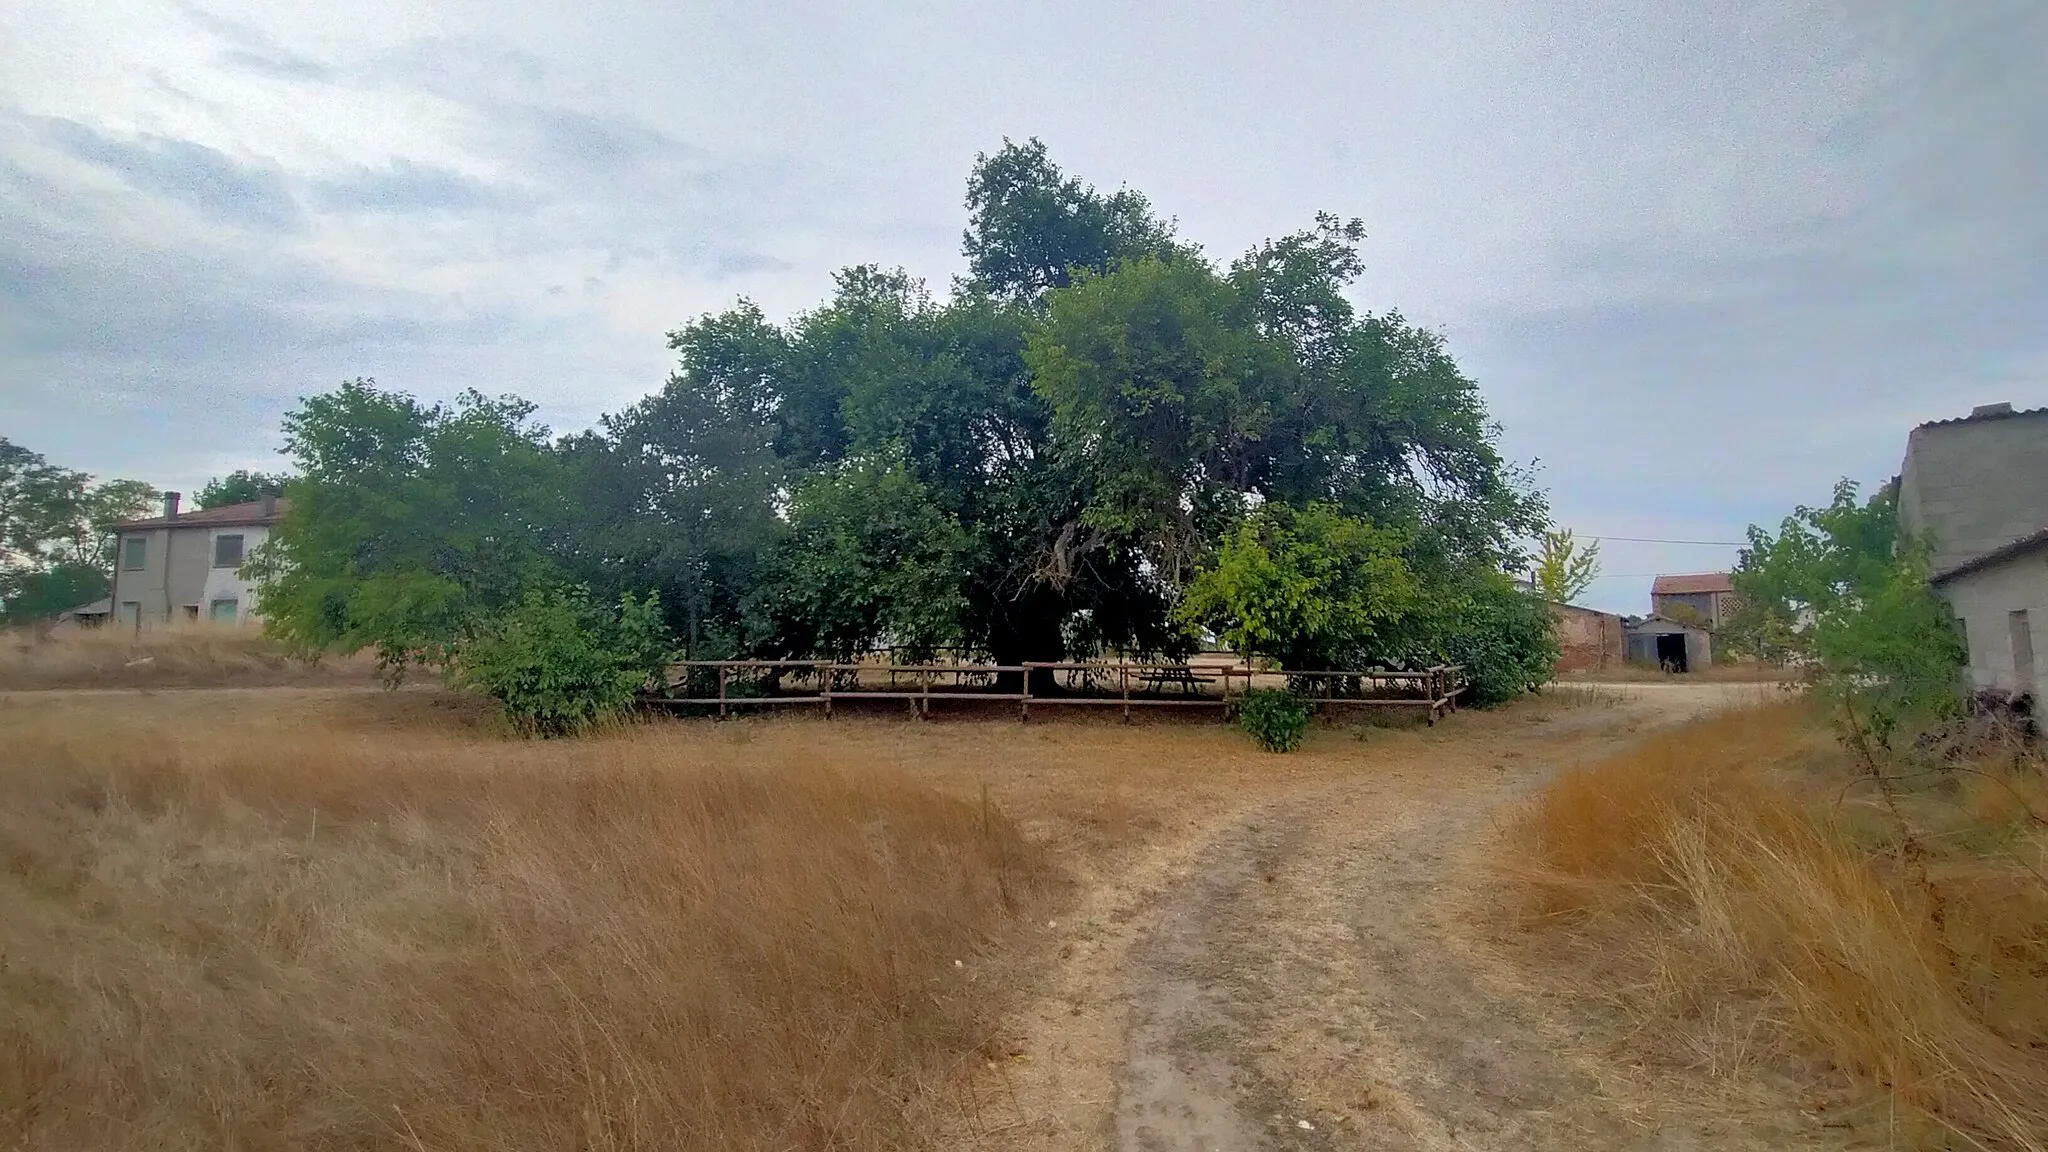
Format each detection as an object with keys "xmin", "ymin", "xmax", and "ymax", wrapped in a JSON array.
[{"xmin": 1553, "ymin": 607, "xmax": 1627, "ymax": 671}]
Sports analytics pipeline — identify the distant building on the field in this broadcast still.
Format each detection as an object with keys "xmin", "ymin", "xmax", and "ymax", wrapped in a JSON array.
[
  {"xmin": 1899, "ymin": 402, "xmax": 2048, "ymax": 698},
  {"xmin": 1551, "ymin": 602, "xmax": 1626, "ymax": 672},
  {"xmin": 1650, "ymin": 572, "xmax": 1736, "ymax": 630},
  {"xmin": 1626, "ymin": 615, "xmax": 1713, "ymax": 673},
  {"xmin": 107, "ymin": 493, "xmax": 286, "ymax": 629}
]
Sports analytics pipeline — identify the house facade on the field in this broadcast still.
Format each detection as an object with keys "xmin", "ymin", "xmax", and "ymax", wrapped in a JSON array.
[
  {"xmin": 108, "ymin": 494, "xmax": 286, "ymax": 628},
  {"xmin": 1899, "ymin": 402, "xmax": 2048, "ymax": 699},
  {"xmin": 1649, "ymin": 572, "xmax": 1736, "ymax": 629}
]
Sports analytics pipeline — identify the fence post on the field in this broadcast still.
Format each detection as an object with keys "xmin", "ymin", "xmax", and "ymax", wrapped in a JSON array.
[
  {"xmin": 1121, "ymin": 663, "xmax": 1130, "ymax": 722},
  {"xmin": 718, "ymin": 666, "xmax": 728, "ymax": 719},
  {"xmin": 820, "ymin": 660, "xmax": 833, "ymax": 719},
  {"xmin": 1020, "ymin": 663, "xmax": 1032, "ymax": 722}
]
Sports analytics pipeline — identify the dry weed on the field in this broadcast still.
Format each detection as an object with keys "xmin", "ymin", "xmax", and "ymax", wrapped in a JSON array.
[
  {"xmin": 1506, "ymin": 703, "xmax": 2048, "ymax": 1149},
  {"xmin": 0, "ymin": 703, "xmax": 1059, "ymax": 1151},
  {"xmin": 0, "ymin": 622, "xmax": 377, "ymax": 690}
]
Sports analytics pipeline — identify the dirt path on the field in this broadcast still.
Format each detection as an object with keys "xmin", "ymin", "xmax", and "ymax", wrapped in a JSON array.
[{"xmin": 969, "ymin": 683, "xmax": 1835, "ymax": 1151}]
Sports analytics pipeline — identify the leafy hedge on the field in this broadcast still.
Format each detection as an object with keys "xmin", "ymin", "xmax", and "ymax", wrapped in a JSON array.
[
  {"xmin": 455, "ymin": 589, "xmax": 674, "ymax": 736},
  {"xmin": 1238, "ymin": 688, "xmax": 1311, "ymax": 752}
]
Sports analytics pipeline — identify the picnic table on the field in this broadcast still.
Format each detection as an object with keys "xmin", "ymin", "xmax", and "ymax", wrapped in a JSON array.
[{"xmin": 1139, "ymin": 665, "xmax": 1218, "ymax": 694}]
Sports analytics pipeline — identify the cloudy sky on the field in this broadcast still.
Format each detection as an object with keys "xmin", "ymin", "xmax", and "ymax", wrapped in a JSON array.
[{"xmin": 3, "ymin": 0, "xmax": 2043, "ymax": 613}]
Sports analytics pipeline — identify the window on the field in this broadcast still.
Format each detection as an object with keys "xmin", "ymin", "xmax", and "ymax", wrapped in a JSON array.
[
  {"xmin": 213, "ymin": 533, "xmax": 245, "ymax": 568},
  {"xmin": 208, "ymin": 598, "xmax": 239, "ymax": 623},
  {"xmin": 121, "ymin": 536, "xmax": 146, "ymax": 571},
  {"xmin": 2012, "ymin": 610, "xmax": 2037, "ymax": 689}
]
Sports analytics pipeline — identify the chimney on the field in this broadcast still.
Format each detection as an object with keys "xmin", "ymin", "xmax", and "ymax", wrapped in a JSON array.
[
  {"xmin": 163, "ymin": 491, "xmax": 181, "ymax": 520},
  {"xmin": 1971, "ymin": 401, "xmax": 2014, "ymax": 418},
  {"xmin": 261, "ymin": 493, "xmax": 278, "ymax": 517}
]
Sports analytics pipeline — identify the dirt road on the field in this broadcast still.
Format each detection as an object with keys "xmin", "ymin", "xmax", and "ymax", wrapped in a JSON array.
[{"xmin": 967, "ymin": 683, "xmax": 1835, "ymax": 1152}]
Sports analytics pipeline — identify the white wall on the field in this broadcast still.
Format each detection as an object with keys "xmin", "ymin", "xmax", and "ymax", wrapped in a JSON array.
[
  {"xmin": 1940, "ymin": 545, "xmax": 2048, "ymax": 698},
  {"xmin": 198, "ymin": 524, "xmax": 270, "ymax": 623}
]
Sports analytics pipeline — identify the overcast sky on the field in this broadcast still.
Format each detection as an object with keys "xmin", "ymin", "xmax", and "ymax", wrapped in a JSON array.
[{"xmin": 3, "ymin": 0, "xmax": 2043, "ymax": 613}]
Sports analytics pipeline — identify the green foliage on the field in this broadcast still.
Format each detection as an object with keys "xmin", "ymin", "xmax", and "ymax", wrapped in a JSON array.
[
  {"xmin": 1532, "ymin": 528, "xmax": 1601, "ymax": 605},
  {"xmin": 249, "ymin": 145, "xmax": 1557, "ymax": 716},
  {"xmin": 196, "ymin": 470, "xmax": 291, "ymax": 508},
  {"xmin": 1416, "ymin": 574, "xmax": 1560, "ymax": 706},
  {"xmin": 1177, "ymin": 502, "xmax": 1416, "ymax": 668},
  {"xmin": 1237, "ymin": 687, "xmax": 1311, "ymax": 752},
  {"xmin": 754, "ymin": 457, "xmax": 971, "ymax": 662},
  {"xmin": 0, "ymin": 562, "xmax": 110, "ymax": 624},
  {"xmin": 1728, "ymin": 479, "xmax": 1965, "ymax": 741},
  {"xmin": 254, "ymin": 379, "xmax": 568, "ymax": 677},
  {"xmin": 962, "ymin": 137, "xmax": 1178, "ymax": 299},
  {"xmin": 0, "ymin": 438, "xmax": 156, "ymax": 621},
  {"xmin": 455, "ymin": 588, "xmax": 675, "ymax": 736}
]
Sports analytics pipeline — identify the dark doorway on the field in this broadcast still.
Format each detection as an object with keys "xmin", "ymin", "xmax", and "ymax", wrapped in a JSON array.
[{"xmin": 1656, "ymin": 633, "xmax": 1690, "ymax": 673}]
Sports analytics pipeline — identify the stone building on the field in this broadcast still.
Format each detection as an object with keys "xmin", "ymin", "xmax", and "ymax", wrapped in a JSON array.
[{"xmin": 1898, "ymin": 402, "xmax": 2048, "ymax": 699}]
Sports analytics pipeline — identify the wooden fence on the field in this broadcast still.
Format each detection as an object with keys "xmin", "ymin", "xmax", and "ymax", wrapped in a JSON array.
[{"xmin": 650, "ymin": 660, "xmax": 1469, "ymax": 724}]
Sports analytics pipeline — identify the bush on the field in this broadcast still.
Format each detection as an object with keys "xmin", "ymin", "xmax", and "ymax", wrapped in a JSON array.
[
  {"xmin": 1238, "ymin": 688, "xmax": 1311, "ymax": 752},
  {"xmin": 455, "ymin": 588, "xmax": 674, "ymax": 736}
]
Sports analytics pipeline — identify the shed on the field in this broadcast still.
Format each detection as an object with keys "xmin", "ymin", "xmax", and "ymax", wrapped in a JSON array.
[{"xmin": 1625, "ymin": 615, "xmax": 1713, "ymax": 673}]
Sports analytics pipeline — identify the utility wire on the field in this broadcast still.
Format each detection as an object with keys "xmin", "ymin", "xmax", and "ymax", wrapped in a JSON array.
[{"xmin": 1585, "ymin": 535, "xmax": 1747, "ymax": 546}]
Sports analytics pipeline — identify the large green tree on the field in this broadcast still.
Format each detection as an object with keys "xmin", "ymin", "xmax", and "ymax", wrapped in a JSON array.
[
  {"xmin": 254, "ymin": 379, "xmax": 569, "ymax": 673},
  {"xmin": 259, "ymin": 140, "xmax": 1555, "ymax": 706},
  {"xmin": 0, "ymin": 438, "xmax": 156, "ymax": 621}
]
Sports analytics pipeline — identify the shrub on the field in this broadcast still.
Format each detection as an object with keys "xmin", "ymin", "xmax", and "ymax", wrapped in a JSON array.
[
  {"xmin": 1238, "ymin": 688, "xmax": 1311, "ymax": 752},
  {"xmin": 455, "ymin": 588, "xmax": 674, "ymax": 735}
]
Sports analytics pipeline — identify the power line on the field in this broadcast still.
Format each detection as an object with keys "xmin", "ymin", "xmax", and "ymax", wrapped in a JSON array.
[{"xmin": 1586, "ymin": 535, "xmax": 1747, "ymax": 546}]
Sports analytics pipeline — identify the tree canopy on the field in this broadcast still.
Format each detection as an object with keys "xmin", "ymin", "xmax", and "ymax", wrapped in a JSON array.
[
  {"xmin": 198, "ymin": 470, "xmax": 291, "ymax": 508},
  {"xmin": 259, "ymin": 140, "xmax": 1556, "ymax": 706},
  {"xmin": 0, "ymin": 438, "xmax": 157, "ymax": 622}
]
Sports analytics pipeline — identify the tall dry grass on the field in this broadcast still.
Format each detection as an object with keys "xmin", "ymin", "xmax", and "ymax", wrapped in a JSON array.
[
  {"xmin": 0, "ymin": 622, "xmax": 378, "ymax": 690},
  {"xmin": 0, "ymin": 704, "xmax": 1058, "ymax": 1150},
  {"xmin": 1507, "ymin": 703, "xmax": 2048, "ymax": 1148}
]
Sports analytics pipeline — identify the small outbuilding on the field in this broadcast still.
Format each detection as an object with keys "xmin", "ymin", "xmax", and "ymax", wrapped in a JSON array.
[
  {"xmin": 1625, "ymin": 614, "xmax": 1713, "ymax": 673},
  {"xmin": 1551, "ymin": 602, "xmax": 1627, "ymax": 672}
]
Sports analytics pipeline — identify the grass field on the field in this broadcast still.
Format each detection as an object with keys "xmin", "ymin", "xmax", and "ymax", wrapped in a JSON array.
[
  {"xmin": 0, "ymin": 685, "xmax": 1384, "ymax": 1151},
  {"xmin": 0, "ymin": 623, "xmax": 378, "ymax": 690},
  {"xmin": 1505, "ymin": 703, "xmax": 2048, "ymax": 1149}
]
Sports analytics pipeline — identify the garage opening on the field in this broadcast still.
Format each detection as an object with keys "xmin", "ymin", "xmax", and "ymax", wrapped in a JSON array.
[{"xmin": 1656, "ymin": 632, "xmax": 1690, "ymax": 673}]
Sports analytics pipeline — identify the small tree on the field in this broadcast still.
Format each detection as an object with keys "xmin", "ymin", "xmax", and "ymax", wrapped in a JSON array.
[
  {"xmin": 1177, "ymin": 502, "xmax": 1416, "ymax": 669},
  {"xmin": 455, "ymin": 588, "xmax": 674, "ymax": 736},
  {"xmin": 1532, "ymin": 528, "xmax": 1601, "ymax": 604},
  {"xmin": 1727, "ymin": 479, "xmax": 1965, "ymax": 742}
]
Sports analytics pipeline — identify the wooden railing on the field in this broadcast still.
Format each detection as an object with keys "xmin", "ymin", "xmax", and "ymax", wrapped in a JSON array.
[{"xmin": 651, "ymin": 660, "xmax": 1468, "ymax": 724}]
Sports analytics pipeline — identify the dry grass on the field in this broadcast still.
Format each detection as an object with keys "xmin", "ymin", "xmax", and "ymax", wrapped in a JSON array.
[
  {"xmin": 1506, "ymin": 703, "xmax": 2048, "ymax": 1149},
  {"xmin": 0, "ymin": 622, "xmax": 377, "ymax": 690},
  {"xmin": 0, "ymin": 694, "xmax": 1063, "ymax": 1151},
  {"xmin": 1557, "ymin": 661, "xmax": 1798, "ymax": 684}
]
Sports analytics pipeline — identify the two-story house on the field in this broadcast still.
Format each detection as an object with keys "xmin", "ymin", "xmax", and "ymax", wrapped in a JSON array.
[
  {"xmin": 1898, "ymin": 402, "xmax": 2048, "ymax": 699},
  {"xmin": 107, "ymin": 493, "xmax": 286, "ymax": 628},
  {"xmin": 1649, "ymin": 572, "xmax": 1737, "ymax": 630}
]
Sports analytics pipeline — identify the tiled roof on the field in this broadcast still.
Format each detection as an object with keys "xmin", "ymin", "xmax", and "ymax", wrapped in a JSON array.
[
  {"xmin": 116, "ymin": 497, "xmax": 288, "ymax": 531},
  {"xmin": 1932, "ymin": 528, "xmax": 2048, "ymax": 585},
  {"xmin": 1651, "ymin": 572, "xmax": 1733, "ymax": 595}
]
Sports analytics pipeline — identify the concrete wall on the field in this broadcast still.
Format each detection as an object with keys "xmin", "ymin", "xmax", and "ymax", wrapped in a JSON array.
[
  {"xmin": 109, "ymin": 525, "xmax": 266, "ymax": 627},
  {"xmin": 1650, "ymin": 591, "xmax": 1728, "ymax": 628},
  {"xmin": 197, "ymin": 524, "xmax": 270, "ymax": 623},
  {"xmin": 1939, "ymin": 544, "xmax": 2048, "ymax": 698},
  {"xmin": 1899, "ymin": 410, "xmax": 2048, "ymax": 575}
]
